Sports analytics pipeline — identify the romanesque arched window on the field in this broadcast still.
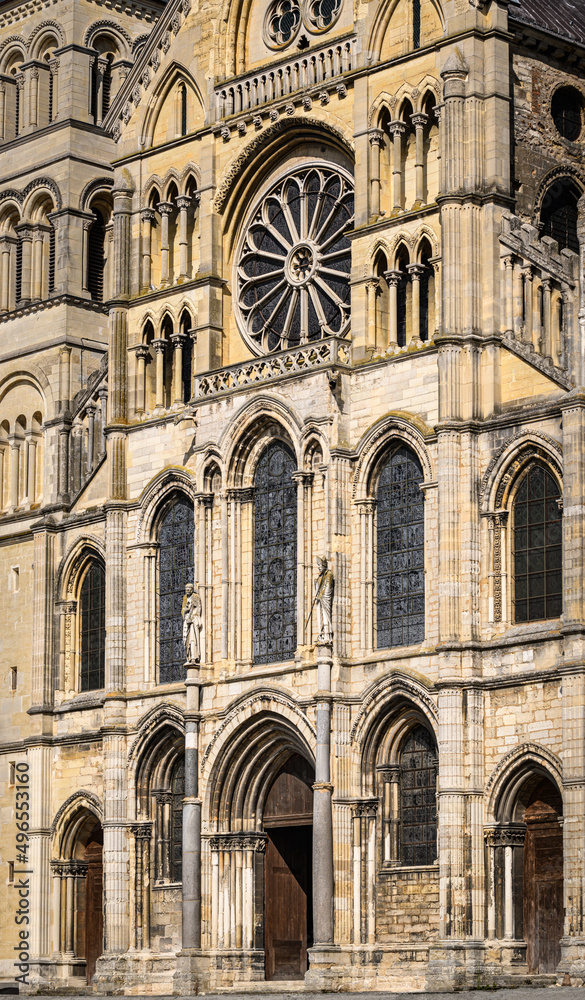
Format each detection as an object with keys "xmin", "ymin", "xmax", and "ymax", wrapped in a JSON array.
[
  {"xmin": 540, "ymin": 177, "xmax": 580, "ymax": 254},
  {"xmin": 376, "ymin": 445, "xmax": 424, "ymax": 648},
  {"xmin": 158, "ymin": 496, "xmax": 194, "ymax": 682},
  {"xmin": 253, "ymin": 440, "xmax": 297, "ymax": 664},
  {"xmin": 88, "ymin": 209, "xmax": 106, "ymax": 302},
  {"xmin": 79, "ymin": 561, "xmax": 106, "ymax": 691},
  {"xmin": 399, "ymin": 724, "xmax": 437, "ymax": 866},
  {"xmin": 513, "ymin": 465, "xmax": 562, "ymax": 623}
]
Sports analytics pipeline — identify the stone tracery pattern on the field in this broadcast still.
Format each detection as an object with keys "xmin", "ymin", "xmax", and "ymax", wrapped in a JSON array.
[{"xmin": 235, "ymin": 164, "xmax": 353, "ymax": 354}]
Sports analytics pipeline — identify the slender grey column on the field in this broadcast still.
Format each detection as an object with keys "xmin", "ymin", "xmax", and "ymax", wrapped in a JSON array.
[
  {"xmin": 182, "ymin": 661, "xmax": 201, "ymax": 949},
  {"xmin": 312, "ymin": 641, "xmax": 334, "ymax": 945}
]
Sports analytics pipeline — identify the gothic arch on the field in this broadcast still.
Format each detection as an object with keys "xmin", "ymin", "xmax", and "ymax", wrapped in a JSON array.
[
  {"xmin": 364, "ymin": 237, "xmax": 393, "ymax": 276},
  {"xmin": 222, "ymin": 395, "xmax": 303, "ymax": 487},
  {"xmin": 480, "ymin": 432, "xmax": 562, "ymax": 514},
  {"xmin": 140, "ymin": 63, "xmax": 205, "ymax": 147},
  {"xmin": 201, "ymin": 688, "xmax": 316, "ymax": 828},
  {"xmin": 486, "ymin": 743, "xmax": 563, "ymax": 824},
  {"xmin": 213, "ymin": 117, "xmax": 354, "ymax": 223},
  {"xmin": 350, "ymin": 671, "xmax": 438, "ymax": 751},
  {"xmin": 135, "ymin": 466, "xmax": 195, "ymax": 543},
  {"xmin": 56, "ymin": 535, "xmax": 106, "ymax": 601},
  {"xmin": 352, "ymin": 412, "xmax": 434, "ymax": 499},
  {"xmin": 52, "ymin": 791, "xmax": 103, "ymax": 856}
]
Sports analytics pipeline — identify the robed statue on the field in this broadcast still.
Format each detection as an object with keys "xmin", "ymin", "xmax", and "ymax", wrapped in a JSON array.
[
  {"xmin": 314, "ymin": 556, "xmax": 334, "ymax": 643},
  {"xmin": 182, "ymin": 582, "xmax": 203, "ymax": 663}
]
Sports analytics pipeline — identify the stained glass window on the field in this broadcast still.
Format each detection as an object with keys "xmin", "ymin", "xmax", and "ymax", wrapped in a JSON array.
[
  {"xmin": 540, "ymin": 178, "xmax": 579, "ymax": 253},
  {"xmin": 400, "ymin": 725, "xmax": 437, "ymax": 867},
  {"xmin": 513, "ymin": 465, "xmax": 562, "ymax": 623},
  {"xmin": 253, "ymin": 441, "xmax": 297, "ymax": 664},
  {"xmin": 80, "ymin": 561, "xmax": 105, "ymax": 691},
  {"xmin": 171, "ymin": 757, "xmax": 184, "ymax": 882},
  {"xmin": 158, "ymin": 496, "xmax": 194, "ymax": 683},
  {"xmin": 376, "ymin": 445, "xmax": 425, "ymax": 648}
]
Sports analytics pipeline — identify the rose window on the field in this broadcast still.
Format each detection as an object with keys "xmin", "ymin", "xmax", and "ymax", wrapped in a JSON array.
[{"xmin": 235, "ymin": 165, "xmax": 354, "ymax": 355}]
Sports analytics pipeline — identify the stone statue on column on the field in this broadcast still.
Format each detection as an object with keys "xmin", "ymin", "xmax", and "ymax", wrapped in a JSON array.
[
  {"xmin": 314, "ymin": 556, "xmax": 334, "ymax": 643},
  {"xmin": 182, "ymin": 582, "xmax": 203, "ymax": 664}
]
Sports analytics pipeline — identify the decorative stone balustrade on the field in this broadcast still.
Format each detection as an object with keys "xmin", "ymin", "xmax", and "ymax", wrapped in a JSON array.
[
  {"xmin": 194, "ymin": 336, "xmax": 350, "ymax": 399},
  {"xmin": 215, "ymin": 37, "xmax": 355, "ymax": 120},
  {"xmin": 499, "ymin": 212, "xmax": 578, "ymax": 378}
]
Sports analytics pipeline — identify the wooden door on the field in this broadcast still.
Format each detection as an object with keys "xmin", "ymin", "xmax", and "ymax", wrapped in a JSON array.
[
  {"xmin": 84, "ymin": 841, "xmax": 103, "ymax": 983},
  {"xmin": 263, "ymin": 754, "xmax": 313, "ymax": 981},
  {"xmin": 265, "ymin": 826, "xmax": 312, "ymax": 980},
  {"xmin": 523, "ymin": 794, "xmax": 563, "ymax": 973}
]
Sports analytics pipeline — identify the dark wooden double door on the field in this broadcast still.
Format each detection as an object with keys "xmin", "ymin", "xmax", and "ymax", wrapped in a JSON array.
[{"xmin": 264, "ymin": 754, "xmax": 314, "ymax": 981}]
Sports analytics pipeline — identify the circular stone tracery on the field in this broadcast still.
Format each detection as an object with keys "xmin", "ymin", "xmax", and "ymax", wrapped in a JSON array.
[{"xmin": 235, "ymin": 164, "xmax": 354, "ymax": 355}]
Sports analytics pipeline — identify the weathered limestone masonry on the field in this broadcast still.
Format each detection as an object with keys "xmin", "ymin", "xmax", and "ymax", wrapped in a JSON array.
[{"xmin": 0, "ymin": 0, "xmax": 585, "ymax": 993}]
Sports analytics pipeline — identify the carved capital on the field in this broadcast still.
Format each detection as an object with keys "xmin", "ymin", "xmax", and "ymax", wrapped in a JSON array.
[
  {"xmin": 411, "ymin": 113, "xmax": 429, "ymax": 129},
  {"xmin": 384, "ymin": 268, "xmax": 403, "ymax": 287},
  {"xmin": 389, "ymin": 120, "xmax": 407, "ymax": 138},
  {"xmin": 133, "ymin": 344, "xmax": 151, "ymax": 361},
  {"xmin": 225, "ymin": 486, "xmax": 255, "ymax": 503},
  {"xmin": 152, "ymin": 338, "xmax": 167, "ymax": 355},
  {"xmin": 407, "ymin": 263, "xmax": 427, "ymax": 280},
  {"xmin": 355, "ymin": 497, "xmax": 376, "ymax": 515},
  {"xmin": 141, "ymin": 208, "xmax": 156, "ymax": 224},
  {"xmin": 157, "ymin": 201, "xmax": 174, "ymax": 217},
  {"xmin": 176, "ymin": 195, "xmax": 191, "ymax": 211},
  {"xmin": 131, "ymin": 823, "xmax": 152, "ymax": 840},
  {"xmin": 368, "ymin": 127, "xmax": 385, "ymax": 147},
  {"xmin": 171, "ymin": 332, "xmax": 188, "ymax": 349}
]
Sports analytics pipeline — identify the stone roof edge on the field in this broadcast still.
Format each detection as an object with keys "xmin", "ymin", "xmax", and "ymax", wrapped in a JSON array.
[
  {"xmin": 508, "ymin": 9, "xmax": 585, "ymax": 55},
  {"xmin": 0, "ymin": 0, "xmax": 165, "ymax": 33},
  {"xmin": 103, "ymin": 0, "xmax": 190, "ymax": 141}
]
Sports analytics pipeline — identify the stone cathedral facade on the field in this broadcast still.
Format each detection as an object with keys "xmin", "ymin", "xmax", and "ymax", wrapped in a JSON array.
[{"xmin": 0, "ymin": 0, "xmax": 585, "ymax": 991}]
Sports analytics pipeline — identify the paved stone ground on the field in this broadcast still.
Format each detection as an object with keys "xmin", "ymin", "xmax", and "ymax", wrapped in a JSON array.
[{"xmin": 24, "ymin": 990, "xmax": 585, "ymax": 999}]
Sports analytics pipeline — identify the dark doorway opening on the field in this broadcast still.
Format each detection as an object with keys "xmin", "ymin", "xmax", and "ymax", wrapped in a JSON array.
[
  {"xmin": 523, "ymin": 778, "xmax": 563, "ymax": 973},
  {"xmin": 83, "ymin": 827, "xmax": 103, "ymax": 983},
  {"xmin": 263, "ymin": 753, "xmax": 314, "ymax": 981}
]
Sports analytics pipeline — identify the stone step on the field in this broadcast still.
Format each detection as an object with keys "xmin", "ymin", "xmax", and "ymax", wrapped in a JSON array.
[{"xmin": 212, "ymin": 982, "xmax": 306, "ymax": 994}]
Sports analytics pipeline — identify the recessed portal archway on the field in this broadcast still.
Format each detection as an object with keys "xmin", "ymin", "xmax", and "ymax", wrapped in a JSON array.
[{"xmin": 263, "ymin": 752, "xmax": 314, "ymax": 980}]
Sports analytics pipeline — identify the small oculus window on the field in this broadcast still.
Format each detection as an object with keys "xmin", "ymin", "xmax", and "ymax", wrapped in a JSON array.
[
  {"xmin": 551, "ymin": 86, "xmax": 583, "ymax": 142},
  {"xmin": 264, "ymin": 0, "xmax": 301, "ymax": 48},
  {"xmin": 303, "ymin": 0, "xmax": 342, "ymax": 33}
]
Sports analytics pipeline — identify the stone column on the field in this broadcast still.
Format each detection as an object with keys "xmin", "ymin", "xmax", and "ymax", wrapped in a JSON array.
[
  {"xmin": 389, "ymin": 121, "xmax": 406, "ymax": 212},
  {"xmin": 140, "ymin": 209, "xmax": 155, "ymax": 292},
  {"xmin": 384, "ymin": 269, "xmax": 401, "ymax": 353},
  {"xmin": 542, "ymin": 277, "xmax": 552, "ymax": 359},
  {"xmin": 408, "ymin": 263, "xmax": 425, "ymax": 345},
  {"xmin": 16, "ymin": 224, "xmax": 33, "ymax": 302},
  {"xmin": 134, "ymin": 345, "xmax": 150, "ymax": 415},
  {"xmin": 175, "ymin": 653, "xmax": 207, "ymax": 991},
  {"xmin": 25, "ymin": 431, "xmax": 37, "ymax": 503},
  {"xmin": 158, "ymin": 202, "xmax": 174, "ymax": 286},
  {"xmin": 411, "ymin": 113, "xmax": 428, "ymax": 206},
  {"xmin": 521, "ymin": 265, "xmax": 533, "ymax": 345},
  {"xmin": 502, "ymin": 254, "xmax": 514, "ymax": 335},
  {"xmin": 8, "ymin": 435, "xmax": 20, "ymax": 509},
  {"xmin": 176, "ymin": 195, "xmax": 192, "ymax": 279},
  {"xmin": 0, "ymin": 83, "xmax": 5, "ymax": 142},
  {"xmin": 312, "ymin": 642, "xmax": 334, "ymax": 946},
  {"xmin": 171, "ymin": 332, "xmax": 187, "ymax": 405},
  {"xmin": 95, "ymin": 56, "xmax": 109, "ymax": 125},
  {"xmin": 152, "ymin": 338, "xmax": 166, "ymax": 408},
  {"xmin": 0, "ymin": 235, "xmax": 14, "ymax": 311},
  {"xmin": 368, "ymin": 129, "xmax": 384, "ymax": 218}
]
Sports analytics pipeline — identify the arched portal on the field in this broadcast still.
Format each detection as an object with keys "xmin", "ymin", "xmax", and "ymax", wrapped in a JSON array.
[
  {"xmin": 491, "ymin": 765, "xmax": 563, "ymax": 974},
  {"xmin": 263, "ymin": 753, "xmax": 314, "ymax": 980},
  {"xmin": 205, "ymin": 704, "xmax": 316, "ymax": 983},
  {"xmin": 522, "ymin": 778, "xmax": 563, "ymax": 973},
  {"xmin": 52, "ymin": 805, "xmax": 103, "ymax": 984}
]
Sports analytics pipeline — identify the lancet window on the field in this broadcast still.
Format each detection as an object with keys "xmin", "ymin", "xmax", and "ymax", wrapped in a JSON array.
[
  {"xmin": 376, "ymin": 445, "xmax": 425, "ymax": 648},
  {"xmin": 158, "ymin": 496, "xmax": 194, "ymax": 683},
  {"xmin": 253, "ymin": 440, "xmax": 297, "ymax": 664},
  {"xmin": 513, "ymin": 465, "xmax": 562, "ymax": 623},
  {"xmin": 399, "ymin": 724, "xmax": 437, "ymax": 866},
  {"xmin": 79, "ymin": 561, "xmax": 106, "ymax": 691}
]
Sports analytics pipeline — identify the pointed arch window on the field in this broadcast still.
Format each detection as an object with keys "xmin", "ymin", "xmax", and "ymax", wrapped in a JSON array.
[
  {"xmin": 158, "ymin": 496, "xmax": 194, "ymax": 683},
  {"xmin": 80, "ymin": 561, "xmax": 106, "ymax": 691},
  {"xmin": 179, "ymin": 83, "xmax": 187, "ymax": 136},
  {"xmin": 400, "ymin": 724, "xmax": 437, "ymax": 866},
  {"xmin": 253, "ymin": 441, "xmax": 297, "ymax": 664},
  {"xmin": 513, "ymin": 465, "xmax": 562, "ymax": 623},
  {"xmin": 540, "ymin": 178, "xmax": 580, "ymax": 254},
  {"xmin": 376, "ymin": 444, "xmax": 425, "ymax": 648}
]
